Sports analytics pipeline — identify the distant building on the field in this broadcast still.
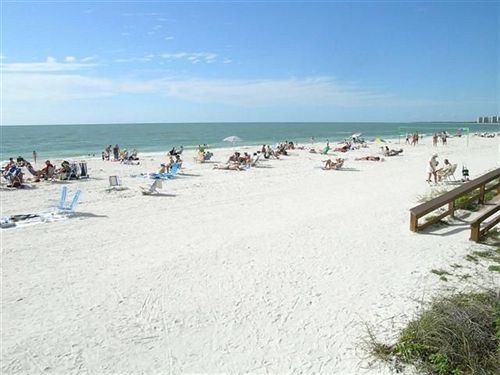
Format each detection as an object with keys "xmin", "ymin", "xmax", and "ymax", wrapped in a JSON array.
[{"xmin": 476, "ymin": 115, "xmax": 499, "ymax": 123}]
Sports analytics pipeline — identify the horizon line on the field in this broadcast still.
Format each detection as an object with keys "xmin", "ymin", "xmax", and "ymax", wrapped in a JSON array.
[{"xmin": 0, "ymin": 120, "xmax": 481, "ymax": 127}]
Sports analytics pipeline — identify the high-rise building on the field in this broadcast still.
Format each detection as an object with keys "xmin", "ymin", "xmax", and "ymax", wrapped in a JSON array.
[{"xmin": 492, "ymin": 116, "xmax": 498, "ymax": 123}]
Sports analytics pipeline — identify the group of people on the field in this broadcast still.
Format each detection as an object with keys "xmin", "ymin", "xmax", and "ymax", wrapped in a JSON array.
[
  {"xmin": 214, "ymin": 151, "xmax": 261, "ymax": 170},
  {"xmin": 102, "ymin": 145, "xmax": 139, "ymax": 164},
  {"xmin": 426, "ymin": 154, "xmax": 458, "ymax": 183},
  {"xmin": 195, "ymin": 144, "xmax": 213, "ymax": 163},
  {"xmin": 1, "ymin": 156, "xmax": 83, "ymax": 187},
  {"xmin": 432, "ymin": 132, "xmax": 448, "ymax": 147},
  {"xmin": 406, "ymin": 133, "xmax": 420, "ymax": 146}
]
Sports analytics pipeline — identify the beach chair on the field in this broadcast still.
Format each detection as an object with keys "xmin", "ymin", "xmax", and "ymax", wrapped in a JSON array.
[
  {"xmin": 250, "ymin": 154, "xmax": 261, "ymax": 167},
  {"xmin": 441, "ymin": 164, "xmax": 458, "ymax": 183},
  {"xmin": 68, "ymin": 163, "xmax": 79, "ymax": 180},
  {"xmin": 141, "ymin": 179, "xmax": 162, "ymax": 195},
  {"xmin": 79, "ymin": 162, "xmax": 89, "ymax": 179},
  {"xmin": 107, "ymin": 175, "xmax": 127, "ymax": 191},
  {"xmin": 56, "ymin": 186, "xmax": 82, "ymax": 212},
  {"xmin": 152, "ymin": 163, "xmax": 181, "ymax": 179}
]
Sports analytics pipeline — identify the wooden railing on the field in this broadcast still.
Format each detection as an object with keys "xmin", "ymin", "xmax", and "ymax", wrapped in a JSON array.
[
  {"xmin": 409, "ymin": 167, "xmax": 500, "ymax": 232},
  {"xmin": 470, "ymin": 202, "xmax": 500, "ymax": 242}
]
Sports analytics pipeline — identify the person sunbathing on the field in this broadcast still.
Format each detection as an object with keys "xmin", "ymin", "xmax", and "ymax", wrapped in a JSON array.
[
  {"xmin": 382, "ymin": 146, "xmax": 404, "ymax": 156},
  {"xmin": 56, "ymin": 161, "xmax": 71, "ymax": 179},
  {"xmin": 355, "ymin": 156, "xmax": 384, "ymax": 161},
  {"xmin": 323, "ymin": 158, "xmax": 344, "ymax": 170},
  {"xmin": 436, "ymin": 159, "xmax": 453, "ymax": 181},
  {"xmin": 333, "ymin": 145, "xmax": 349, "ymax": 153},
  {"xmin": 213, "ymin": 163, "xmax": 244, "ymax": 171},
  {"xmin": 228, "ymin": 152, "xmax": 241, "ymax": 163},
  {"xmin": 37, "ymin": 160, "xmax": 54, "ymax": 180}
]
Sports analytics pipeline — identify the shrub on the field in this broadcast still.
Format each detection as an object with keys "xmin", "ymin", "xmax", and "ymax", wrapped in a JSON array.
[{"xmin": 368, "ymin": 292, "xmax": 500, "ymax": 374}]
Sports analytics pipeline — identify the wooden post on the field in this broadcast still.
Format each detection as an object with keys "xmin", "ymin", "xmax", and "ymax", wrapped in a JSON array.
[
  {"xmin": 478, "ymin": 184, "xmax": 485, "ymax": 205},
  {"xmin": 470, "ymin": 222, "xmax": 480, "ymax": 242},
  {"xmin": 410, "ymin": 213, "xmax": 418, "ymax": 232},
  {"xmin": 448, "ymin": 200, "xmax": 455, "ymax": 218}
]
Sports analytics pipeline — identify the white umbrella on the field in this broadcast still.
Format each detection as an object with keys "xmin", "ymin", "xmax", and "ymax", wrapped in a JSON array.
[
  {"xmin": 351, "ymin": 133, "xmax": 362, "ymax": 138},
  {"xmin": 223, "ymin": 136, "xmax": 242, "ymax": 143}
]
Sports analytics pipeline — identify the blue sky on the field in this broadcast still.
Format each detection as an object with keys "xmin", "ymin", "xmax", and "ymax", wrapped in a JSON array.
[{"xmin": 1, "ymin": 1, "xmax": 498, "ymax": 125}]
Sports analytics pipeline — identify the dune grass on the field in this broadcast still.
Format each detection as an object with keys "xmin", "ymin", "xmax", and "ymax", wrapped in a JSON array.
[{"xmin": 367, "ymin": 291, "xmax": 500, "ymax": 375}]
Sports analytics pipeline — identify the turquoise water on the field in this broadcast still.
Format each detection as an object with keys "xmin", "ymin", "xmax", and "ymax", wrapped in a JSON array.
[{"xmin": 1, "ymin": 122, "xmax": 497, "ymax": 160}]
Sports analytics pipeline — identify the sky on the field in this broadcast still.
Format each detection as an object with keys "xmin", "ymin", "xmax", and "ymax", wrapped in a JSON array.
[{"xmin": 1, "ymin": 0, "xmax": 498, "ymax": 125}]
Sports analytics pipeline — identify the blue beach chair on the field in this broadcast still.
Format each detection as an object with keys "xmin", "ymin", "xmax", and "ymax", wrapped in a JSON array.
[{"xmin": 56, "ymin": 186, "xmax": 82, "ymax": 212}]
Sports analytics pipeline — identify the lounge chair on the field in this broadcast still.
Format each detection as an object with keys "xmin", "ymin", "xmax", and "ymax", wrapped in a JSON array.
[
  {"xmin": 141, "ymin": 179, "xmax": 162, "ymax": 195},
  {"xmin": 56, "ymin": 186, "xmax": 81, "ymax": 212},
  {"xmin": 440, "ymin": 164, "xmax": 458, "ymax": 183},
  {"xmin": 250, "ymin": 154, "xmax": 261, "ymax": 167},
  {"xmin": 107, "ymin": 175, "xmax": 128, "ymax": 191},
  {"xmin": 150, "ymin": 163, "xmax": 181, "ymax": 179},
  {"xmin": 79, "ymin": 162, "xmax": 89, "ymax": 179}
]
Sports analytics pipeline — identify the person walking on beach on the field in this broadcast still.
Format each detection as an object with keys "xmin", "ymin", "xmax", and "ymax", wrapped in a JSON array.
[
  {"xmin": 441, "ymin": 132, "xmax": 447, "ymax": 146},
  {"xmin": 432, "ymin": 133, "xmax": 438, "ymax": 147},
  {"xmin": 426, "ymin": 153, "xmax": 439, "ymax": 184},
  {"xmin": 32, "ymin": 150, "xmax": 37, "ymax": 164}
]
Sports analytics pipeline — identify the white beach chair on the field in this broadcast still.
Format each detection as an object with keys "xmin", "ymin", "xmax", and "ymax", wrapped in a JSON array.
[
  {"xmin": 141, "ymin": 179, "xmax": 162, "ymax": 195},
  {"xmin": 441, "ymin": 164, "xmax": 458, "ymax": 183},
  {"xmin": 106, "ymin": 175, "xmax": 128, "ymax": 191}
]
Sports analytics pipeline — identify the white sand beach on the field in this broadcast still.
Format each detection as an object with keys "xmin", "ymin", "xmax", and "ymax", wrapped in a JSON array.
[{"xmin": 1, "ymin": 136, "xmax": 499, "ymax": 374}]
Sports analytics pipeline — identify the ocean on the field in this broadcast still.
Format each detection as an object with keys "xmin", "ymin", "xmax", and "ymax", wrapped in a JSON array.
[{"xmin": 1, "ymin": 122, "xmax": 497, "ymax": 160}]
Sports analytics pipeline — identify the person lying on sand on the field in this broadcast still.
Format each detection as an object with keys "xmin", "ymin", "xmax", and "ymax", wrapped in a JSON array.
[
  {"xmin": 382, "ymin": 146, "xmax": 404, "ymax": 157},
  {"xmin": 323, "ymin": 158, "xmax": 345, "ymax": 170},
  {"xmin": 213, "ymin": 163, "xmax": 245, "ymax": 171},
  {"xmin": 334, "ymin": 144, "xmax": 349, "ymax": 153},
  {"xmin": 355, "ymin": 156, "xmax": 384, "ymax": 161}
]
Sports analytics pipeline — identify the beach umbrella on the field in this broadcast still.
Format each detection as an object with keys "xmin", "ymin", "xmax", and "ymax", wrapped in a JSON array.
[
  {"xmin": 223, "ymin": 136, "xmax": 242, "ymax": 143},
  {"xmin": 374, "ymin": 137, "xmax": 385, "ymax": 143},
  {"xmin": 352, "ymin": 133, "xmax": 362, "ymax": 138},
  {"xmin": 223, "ymin": 135, "xmax": 242, "ymax": 148}
]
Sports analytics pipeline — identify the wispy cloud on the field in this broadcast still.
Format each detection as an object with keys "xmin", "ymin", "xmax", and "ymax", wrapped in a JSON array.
[
  {"xmin": 81, "ymin": 55, "xmax": 98, "ymax": 62},
  {"xmin": 121, "ymin": 12, "xmax": 162, "ymax": 17},
  {"xmin": 114, "ymin": 55, "xmax": 154, "ymax": 63},
  {"xmin": 2, "ymin": 57, "xmax": 97, "ymax": 73},
  {"xmin": 4, "ymin": 73, "xmax": 400, "ymax": 108},
  {"xmin": 164, "ymin": 36, "xmax": 175, "ymax": 41},
  {"xmin": 161, "ymin": 52, "xmax": 218, "ymax": 64}
]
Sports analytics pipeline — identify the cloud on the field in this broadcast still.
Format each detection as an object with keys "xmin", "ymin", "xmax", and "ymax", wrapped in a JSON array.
[
  {"xmin": 114, "ymin": 55, "xmax": 154, "ymax": 63},
  {"xmin": 164, "ymin": 36, "xmax": 175, "ymax": 41},
  {"xmin": 81, "ymin": 55, "xmax": 98, "ymax": 62},
  {"xmin": 3, "ymin": 73, "xmax": 114, "ymax": 100},
  {"xmin": 222, "ymin": 58, "xmax": 232, "ymax": 64},
  {"xmin": 160, "ymin": 52, "xmax": 218, "ymax": 64},
  {"xmin": 2, "ymin": 57, "xmax": 97, "ymax": 72},
  {"xmin": 4, "ymin": 72, "xmax": 398, "ymax": 108}
]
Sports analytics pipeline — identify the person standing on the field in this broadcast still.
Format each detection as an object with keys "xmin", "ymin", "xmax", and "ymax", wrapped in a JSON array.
[
  {"xmin": 426, "ymin": 154, "xmax": 439, "ymax": 184},
  {"xmin": 113, "ymin": 144, "xmax": 120, "ymax": 160},
  {"xmin": 32, "ymin": 150, "xmax": 37, "ymax": 164}
]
